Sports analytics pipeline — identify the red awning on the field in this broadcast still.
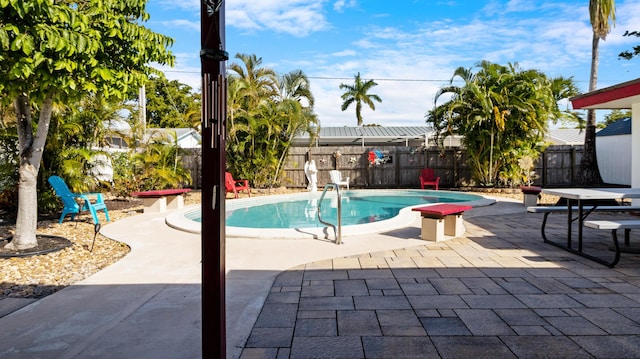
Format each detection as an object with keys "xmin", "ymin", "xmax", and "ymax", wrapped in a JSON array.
[{"xmin": 570, "ymin": 78, "xmax": 640, "ymax": 109}]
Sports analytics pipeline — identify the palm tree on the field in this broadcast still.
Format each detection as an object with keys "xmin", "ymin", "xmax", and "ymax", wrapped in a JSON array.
[
  {"xmin": 580, "ymin": 0, "xmax": 616, "ymax": 185},
  {"xmin": 429, "ymin": 61, "xmax": 577, "ymax": 186},
  {"xmin": 340, "ymin": 72, "xmax": 382, "ymax": 126}
]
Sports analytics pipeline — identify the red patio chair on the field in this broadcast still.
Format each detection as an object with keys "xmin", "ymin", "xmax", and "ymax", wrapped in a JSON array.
[
  {"xmin": 225, "ymin": 172, "xmax": 251, "ymax": 198},
  {"xmin": 420, "ymin": 168, "xmax": 440, "ymax": 190}
]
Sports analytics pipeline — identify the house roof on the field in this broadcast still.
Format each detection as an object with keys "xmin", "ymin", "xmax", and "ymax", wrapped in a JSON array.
[
  {"xmin": 293, "ymin": 126, "xmax": 583, "ymax": 146},
  {"xmin": 597, "ymin": 117, "xmax": 632, "ymax": 137},
  {"xmin": 545, "ymin": 129, "xmax": 586, "ymax": 145},
  {"xmin": 294, "ymin": 126, "xmax": 432, "ymax": 146},
  {"xmin": 570, "ymin": 78, "xmax": 640, "ymax": 109}
]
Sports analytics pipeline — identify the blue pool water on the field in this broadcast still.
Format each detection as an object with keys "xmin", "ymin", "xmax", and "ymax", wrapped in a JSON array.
[{"xmin": 186, "ymin": 190, "xmax": 482, "ymax": 229}]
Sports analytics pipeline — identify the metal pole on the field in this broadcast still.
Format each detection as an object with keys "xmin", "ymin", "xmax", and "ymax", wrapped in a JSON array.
[{"xmin": 201, "ymin": 2, "xmax": 228, "ymax": 358}]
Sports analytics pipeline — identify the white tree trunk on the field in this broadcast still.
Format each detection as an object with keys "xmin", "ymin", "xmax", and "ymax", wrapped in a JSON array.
[
  {"xmin": 5, "ymin": 94, "xmax": 54, "ymax": 250},
  {"xmin": 8, "ymin": 164, "xmax": 39, "ymax": 250}
]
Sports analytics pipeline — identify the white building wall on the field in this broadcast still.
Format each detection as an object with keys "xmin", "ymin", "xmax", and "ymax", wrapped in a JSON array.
[{"xmin": 597, "ymin": 135, "xmax": 632, "ymax": 185}]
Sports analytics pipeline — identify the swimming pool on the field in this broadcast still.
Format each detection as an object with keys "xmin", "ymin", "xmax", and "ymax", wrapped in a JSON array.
[{"xmin": 166, "ymin": 189, "xmax": 494, "ymax": 238}]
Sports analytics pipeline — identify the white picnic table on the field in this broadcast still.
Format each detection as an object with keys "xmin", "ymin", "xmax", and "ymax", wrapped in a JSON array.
[{"xmin": 538, "ymin": 187, "xmax": 640, "ymax": 266}]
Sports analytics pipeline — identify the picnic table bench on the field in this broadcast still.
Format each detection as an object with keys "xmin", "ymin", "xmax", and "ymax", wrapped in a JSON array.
[
  {"xmin": 584, "ymin": 219, "xmax": 640, "ymax": 267},
  {"xmin": 528, "ymin": 200, "xmax": 640, "ymax": 267},
  {"xmin": 412, "ymin": 204, "xmax": 473, "ymax": 242},
  {"xmin": 131, "ymin": 188, "xmax": 192, "ymax": 213}
]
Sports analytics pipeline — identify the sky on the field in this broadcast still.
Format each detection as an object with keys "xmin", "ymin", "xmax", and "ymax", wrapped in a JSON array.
[{"xmin": 144, "ymin": 0, "xmax": 640, "ymax": 127}]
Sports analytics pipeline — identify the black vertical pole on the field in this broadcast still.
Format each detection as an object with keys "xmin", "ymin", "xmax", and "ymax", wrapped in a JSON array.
[{"xmin": 200, "ymin": 2, "xmax": 227, "ymax": 358}]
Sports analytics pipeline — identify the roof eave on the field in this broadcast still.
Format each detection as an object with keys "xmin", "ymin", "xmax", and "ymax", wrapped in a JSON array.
[{"xmin": 570, "ymin": 78, "xmax": 640, "ymax": 110}]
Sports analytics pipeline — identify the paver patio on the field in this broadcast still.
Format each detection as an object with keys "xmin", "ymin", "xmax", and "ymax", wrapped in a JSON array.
[{"xmin": 240, "ymin": 211, "xmax": 640, "ymax": 358}]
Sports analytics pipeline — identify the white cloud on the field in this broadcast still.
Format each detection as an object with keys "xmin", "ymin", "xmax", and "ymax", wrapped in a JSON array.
[
  {"xmin": 160, "ymin": 19, "xmax": 200, "ymax": 32},
  {"xmin": 226, "ymin": 0, "xmax": 331, "ymax": 37},
  {"xmin": 331, "ymin": 49, "xmax": 357, "ymax": 57},
  {"xmin": 334, "ymin": 0, "xmax": 357, "ymax": 13}
]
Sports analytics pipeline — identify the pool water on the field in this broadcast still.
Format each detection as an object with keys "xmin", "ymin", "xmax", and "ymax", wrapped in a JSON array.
[{"xmin": 188, "ymin": 190, "xmax": 482, "ymax": 229}]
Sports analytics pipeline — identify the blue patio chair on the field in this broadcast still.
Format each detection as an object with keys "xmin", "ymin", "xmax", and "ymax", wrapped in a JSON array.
[{"xmin": 48, "ymin": 175, "xmax": 111, "ymax": 224}]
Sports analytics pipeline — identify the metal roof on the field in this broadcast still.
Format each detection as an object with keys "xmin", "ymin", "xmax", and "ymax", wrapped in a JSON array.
[
  {"xmin": 294, "ymin": 126, "xmax": 432, "ymax": 146},
  {"xmin": 597, "ymin": 117, "xmax": 632, "ymax": 137},
  {"xmin": 294, "ymin": 126, "xmax": 587, "ymax": 146},
  {"xmin": 545, "ymin": 129, "xmax": 586, "ymax": 145}
]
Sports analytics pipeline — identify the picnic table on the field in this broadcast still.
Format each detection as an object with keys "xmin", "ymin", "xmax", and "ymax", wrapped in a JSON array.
[{"xmin": 536, "ymin": 187, "xmax": 640, "ymax": 267}]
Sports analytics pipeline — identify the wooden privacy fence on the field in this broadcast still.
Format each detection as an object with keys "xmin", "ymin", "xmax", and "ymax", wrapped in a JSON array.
[
  {"xmin": 280, "ymin": 145, "xmax": 583, "ymax": 189},
  {"xmin": 182, "ymin": 145, "xmax": 583, "ymax": 189}
]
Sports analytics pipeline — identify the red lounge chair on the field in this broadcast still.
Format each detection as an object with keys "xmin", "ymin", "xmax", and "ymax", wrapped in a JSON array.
[
  {"xmin": 420, "ymin": 168, "xmax": 440, "ymax": 190},
  {"xmin": 225, "ymin": 172, "xmax": 250, "ymax": 198}
]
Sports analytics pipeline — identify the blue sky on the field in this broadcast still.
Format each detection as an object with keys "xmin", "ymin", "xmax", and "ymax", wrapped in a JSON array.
[{"xmin": 145, "ymin": 0, "xmax": 640, "ymax": 127}]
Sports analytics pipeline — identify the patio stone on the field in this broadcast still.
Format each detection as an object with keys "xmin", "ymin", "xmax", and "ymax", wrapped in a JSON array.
[
  {"xmin": 272, "ymin": 270, "xmax": 304, "ymax": 287},
  {"xmin": 460, "ymin": 277, "xmax": 507, "ymax": 295},
  {"xmin": 431, "ymin": 336, "xmax": 516, "ymax": 359},
  {"xmin": 571, "ymin": 335, "xmax": 640, "ymax": 358},
  {"xmin": 245, "ymin": 327, "xmax": 294, "ymax": 348},
  {"xmin": 420, "ymin": 317, "xmax": 471, "ymax": 335},
  {"xmin": 455, "ymin": 309, "xmax": 515, "ymax": 335},
  {"xmin": 254, "ymin": 303, "xmax": 297, "ymax": 328},
  {"xmin": 239, "ymin": 348, "xmax": 277, "ymax": 359},
  {"xmin": 494, "ymin": 308, "xmax": 547, "ymax": 326},
  {"xmin": 460, "ymin": 294, "xmax": 526, "ymax": 309},
  {"xmin": 501, "ymin": 336, "xmax": 591, "ymax": 358},
  {"xmin": 362, "ymin": 336, "xmax": 437, "ymax": 358},
  {"xmin": 296, "ymin": 310, "xmax": 335, "ymax": 319},
  {"xmin": 294, "ymin": 318, "xmax": 336, "ymax": 337},
  {"xmin": 499, "ymin": 281, "xmax": 545, "ymax": 294},
  {"xmin": 430, "ymin": 278, "xmax": 474, "ymax": 294},
  {"xmin": 407, "ymin": 294, "xmax": 468, "ymax": 309},
  {"xmin": 276, "ymin": 348, "xmax": 290, "ymax": 359},
  {"xmin": 569, "ymin": 293, "xmax": 640, "ymax": 308},
  {"xmin": 380, "ymin": 326, "xmax": 427, "ymax": 336},
  {"xmin": 337, "ymin": 310, "xmax": 381, "ymax": 336},
  {"xmin": 300, "ymin": 285, "xmax": 333, "ymax": 297},
  {"xmin": 376, "ymin": 309, "xmax": 421, "ymax": 327},
  {"xmin": 573, "ymin": 308, "xmax": 640, "ymax": 334},
  {"xmin": 511, "ymin": 325, "xmax": 552, "ymax": 335},
  {"xmin": 347, "ymin": 268, "xmax": 395, "ymax": 279},
  {"xmin": 290, "ymin": 337, "xmax": 363, "ymax": 358},
  {"xmin": 544, "ymin": 316, "xmax": 608, "ymax": 335},
  {"xmin": 365, "ymin": 278, "xmax": 400, "ymax": 290},
  {"xmin": 333, "ymin": 279, "xmax": 367, "ymax": 296},
  {"xmin": 303, "ymin": 269, "xmax": 348, "ymax": 281},
  {"xmin": 265, "ymin": 291, "xmax": 300, "ymax": 304},
  {"xmin": 399, "ymin": 282, "xmax": 438, "ymax": 295},
  {"xmin": 515, "ymin": 294, "xmax": 584, "ymax": 308},
  {"xmin": 298, "ymin": 296, "xmax": 353, "ymax": 311},
  {"xmin": 354, "ymin": 295, "xmax": 411, "ymax": 310}
]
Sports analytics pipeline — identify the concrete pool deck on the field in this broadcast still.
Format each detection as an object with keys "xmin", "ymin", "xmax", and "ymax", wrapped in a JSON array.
[{"xmin": 2, "ymin": 196, "xmax": 640, "ymax": 358}]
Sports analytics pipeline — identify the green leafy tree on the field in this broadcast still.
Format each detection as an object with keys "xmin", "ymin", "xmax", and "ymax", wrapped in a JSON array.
[
  {"xmin": 601, "ymin": 109, "xmax": 631, "ymax": 127},
  {"xmin": 619, "ymin": 31, "xmax": 640, "ymax": 60},
  {"xmin": 226, "ymin": 54, "xmax": 318, "ymax": 187},
  {"xmin": 0, "ymin": 0, "xmax": 174, "ymax": 250},
  {"xmin": 428, "ymin": 61, "xmax": 579, "ymax": 186},
  {"xmin": 580, "ymin": 0, "xmax": 616, "ymax": 185},
  {"xmin": 340, "ymin": 72, "xmax": 382, "ymax": 126},
  {"xmin": 144, "ymin": 75, "xmax": 201, "ymax": 129}
]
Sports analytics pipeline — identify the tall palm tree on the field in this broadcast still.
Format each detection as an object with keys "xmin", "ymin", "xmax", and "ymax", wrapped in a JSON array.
[
  {"xmin": 340, "ymin": 72, "xmax": 382, "ymax": 126},
  {"xmin": 580, "ymin": 0, "xmax": 616, "ymax": 185}
]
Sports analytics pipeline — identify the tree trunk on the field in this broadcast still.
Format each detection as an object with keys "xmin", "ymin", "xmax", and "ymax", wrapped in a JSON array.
[
  {"xmin": 578, "ymin": 33, "xmax": 603, "ymax": 186},
  {"xmin": 5, "ymin": 94, "xmax": 55, "ymax": 250}
]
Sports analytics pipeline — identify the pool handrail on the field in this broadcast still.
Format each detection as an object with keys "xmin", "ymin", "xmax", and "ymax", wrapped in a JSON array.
[{"xmin": 317, "ymin": 183, "xmax": 342, "ymax": 244}]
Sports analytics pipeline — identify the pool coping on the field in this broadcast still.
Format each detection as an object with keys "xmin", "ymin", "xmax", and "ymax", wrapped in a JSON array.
[{"xmin": 165, "ymin": 189, "xmax": 496, "ymax": 238}]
